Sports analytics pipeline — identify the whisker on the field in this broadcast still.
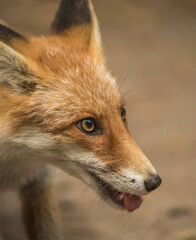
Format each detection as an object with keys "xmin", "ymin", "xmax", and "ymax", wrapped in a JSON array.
[
  {"xmin": 122, "ymin": 88, "xmax": 136, "ymax": 98},
  {"xmin": 118, "ymin": 67, "xmax": 137, "ymax": 90},
  {"xmin": 89, "ymin": 194, "xmax": 100, "ymax": 210},
  {"xmin": 47, "ymin": 158, "xmax": 134, "ymax": 190}
]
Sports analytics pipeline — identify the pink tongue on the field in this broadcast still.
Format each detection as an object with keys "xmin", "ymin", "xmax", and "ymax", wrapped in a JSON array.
[{"xmin": 123, "ymin": 193, "xmax": 142, "ymax": 212}]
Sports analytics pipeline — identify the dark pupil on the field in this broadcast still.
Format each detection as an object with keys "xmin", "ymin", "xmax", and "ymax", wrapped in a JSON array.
[
  {"xmin": 121, "ymin": 108, "xmax": 126, "ymax": 117},
  {"xmin": 84, "ymin": 119, "xmax": 93, "ymax": 129}
]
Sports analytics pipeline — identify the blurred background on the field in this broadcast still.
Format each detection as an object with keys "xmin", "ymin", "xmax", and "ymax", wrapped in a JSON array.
[{"xmin": 0, "ymin": 0, "xmax": 196, "ymax": 239}]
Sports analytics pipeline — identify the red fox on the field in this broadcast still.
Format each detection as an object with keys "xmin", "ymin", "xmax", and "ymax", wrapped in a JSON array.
[{"xmin": 0, "ymin": 0, "xmax": 162, "ymax": 239}]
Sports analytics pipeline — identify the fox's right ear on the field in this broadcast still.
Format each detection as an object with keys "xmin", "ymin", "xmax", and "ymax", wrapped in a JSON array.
[
  {"xmin": 51, "ymin": 0, "xmax": 105, "ymax": 64},
  {"xmin": 0, "ymin": 41, "xmax": 39, "ymax": 95}
]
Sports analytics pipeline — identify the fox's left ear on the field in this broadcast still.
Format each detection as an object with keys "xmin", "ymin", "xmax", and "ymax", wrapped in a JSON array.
[
  {"xmin": 0, "ymin": 23, "xmax": 38, "ymax": 95},
  {"xmin": 0, "ymin": 23, "xmax": 26, "ymax": 46},
  {"xmin": 51, "ymin": 0, "xmax": 105, "ymax": 64},
  {"xmin": 0, "ymin": 41, "xmax": 39, "ymax": 94}
]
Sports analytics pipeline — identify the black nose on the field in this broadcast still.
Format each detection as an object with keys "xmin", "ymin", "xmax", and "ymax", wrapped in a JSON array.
[{"xmin": 145, "ymin": 175, "xmax": 162, "ymax": 192}]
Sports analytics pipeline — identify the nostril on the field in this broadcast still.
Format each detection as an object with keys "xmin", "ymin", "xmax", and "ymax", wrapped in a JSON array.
[
  {"xmin": 131, "ymin": 179, "xmax": 136, "ymax": 183},
  {"xmin": 145, "ymin": 175, "xmax": 162, "ymax": 192}
]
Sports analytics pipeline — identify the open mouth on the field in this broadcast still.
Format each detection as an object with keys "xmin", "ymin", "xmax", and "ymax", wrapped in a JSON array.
[{"xmin": 89, "ymin": 172, "xmax": 143, "ymax": 212}]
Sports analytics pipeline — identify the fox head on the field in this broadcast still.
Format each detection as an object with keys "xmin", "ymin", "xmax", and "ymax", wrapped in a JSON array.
[{"xmin": 0, "ymin": 0, "xmax": 161, "ymax": 212}]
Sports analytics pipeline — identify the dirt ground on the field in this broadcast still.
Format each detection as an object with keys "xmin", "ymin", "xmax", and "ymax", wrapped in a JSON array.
[{"xmin": 0, "ymin": 0, "xmax": 196, "ymax": 240}]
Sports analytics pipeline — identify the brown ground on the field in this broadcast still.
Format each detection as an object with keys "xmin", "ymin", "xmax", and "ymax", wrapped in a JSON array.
[{"xmin": 0, "ymin": 0, "xmax": 196, "ymax": 240}]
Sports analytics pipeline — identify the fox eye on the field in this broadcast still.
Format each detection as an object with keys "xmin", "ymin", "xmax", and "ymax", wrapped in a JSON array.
[
  {"xmin": 121, "ymin": 107, "xmax": 126, "ymax": 122},
  {"xmin": 76, "ymin": 118, "xmax": 101, "ymax": 135}
]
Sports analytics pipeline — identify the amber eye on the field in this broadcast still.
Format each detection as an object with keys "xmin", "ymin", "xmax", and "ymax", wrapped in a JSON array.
[
  {"xmin": 81, "ymin": 118, "xmax": 95, "ymax": 132},
  {"xmin": 121, "ymin": 107, "xmax": 126, "ymax": 122},
  {"xmin": 76, "ymin": 118, "xmax": 101, "ymax": 135}
]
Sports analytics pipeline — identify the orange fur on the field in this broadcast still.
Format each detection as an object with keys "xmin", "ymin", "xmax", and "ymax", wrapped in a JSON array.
[
  {"xmin": 0, "ymin": 1, "xmax": 161, "ymax": 239},
  {"xmin": 2, "ymin": 36, "xmax": 152, "ymax": 176}
]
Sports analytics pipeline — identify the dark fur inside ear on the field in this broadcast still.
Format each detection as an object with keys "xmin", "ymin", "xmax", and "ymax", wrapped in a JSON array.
[
  {"xmin": 0, "ymin": 42, "xmax": 39, "ymax": 95},
  {"xmin": 52, "ymin": 0, "xmax": 91, "ymax": 33},
  {"xmin": 51, "ymin": 0, "xmax": 105, "ymax": 64},
  {"xmin": 18, "ymin": 81, "xmax": 37, "ymax": 94},
  {"xmin": 0, "ymin": 24, "xmax": 26, "ymax": 45}
]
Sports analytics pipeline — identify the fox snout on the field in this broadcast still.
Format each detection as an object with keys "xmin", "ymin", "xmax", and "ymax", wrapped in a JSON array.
[{"xmin": 98, "ymin": 129, "xmax": 162, "ymax": 196}]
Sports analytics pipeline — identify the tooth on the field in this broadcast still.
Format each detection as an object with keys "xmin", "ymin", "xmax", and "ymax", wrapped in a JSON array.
[{"xmin": 119, "ymin": 193, "xmax": 124, "ymax": 200}]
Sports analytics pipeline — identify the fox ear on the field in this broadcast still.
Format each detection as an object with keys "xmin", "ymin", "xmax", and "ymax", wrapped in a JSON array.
[
  {"xmin": 0, "ymin": 41, "xmax": 38, "ymax": 94},
  {"xmin": 51, "ymin": 0, "xmax": 105, "ymax": 64},
  {"xmin": 0, "ymin": 23, "xmax": 26, "ymax": 46}
]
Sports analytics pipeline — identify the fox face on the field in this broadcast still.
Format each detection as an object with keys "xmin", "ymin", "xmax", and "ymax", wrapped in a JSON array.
[{"xmin": 0, "ymin": 0, "xmax": 161, "ymax": 212}]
